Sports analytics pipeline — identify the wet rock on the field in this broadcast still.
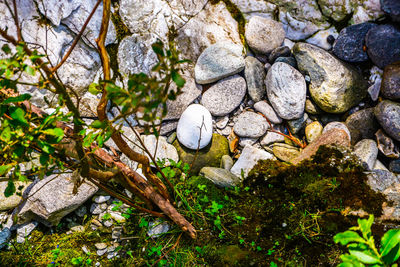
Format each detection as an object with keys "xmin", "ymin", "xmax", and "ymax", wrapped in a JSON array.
[
  {"xmin": 293, "ymin": 42, "xmax": 367, "ymax": 113},
  {"xmin": 365, "ymin": 24, "xmax": 400, "ymax": 69},
  {"xmin": 322, "ymin": 122, "xmax": 352, "ymax": 142},
  {"xmin": 265, "ymin": 62, "xmax": 306, "ymax": 120},
  {"xmin": 201, "ymin": 75, "xmax": 246, "ymax": 116},
  {"xmin": 381, "ymin": 0, "xmax": 400, "ymax": 22},
  {"xmin": 272, "ymin": 143, "xmax": 300, "ymax": 162},
  {"xmin": 176, "ymin": 2, "xmax": 242, "ymax": 61},
  {"xmin": 305, "ymin": 121, "xmax": 323, "ymax": 144},
  {"xmin": 244, "ymin": 56, "xmax": 266, "ymax": 102},
  {"xmin": 148, "ymin": 219, "xmax": 170, "ymax": 238},
  {"xmin": 389, "ymin": 160, "xmax": 400, "ymax": 173},
  {"xmin": 177, "ymin": 104, "xmax": 213, "ymax": 150},
  {"xmin": 287, "ymin": 113, "xmax": 308, "ymax": 134},
  {"xmin": 353, "ymin": 139, "xmax": 378, "ymax": 170},
  {"xmin": 381, "ymin": 61, "xmax": 400, "ymax": 100},
  {"xmin": 199, "ymin": 167, "xmax": 241, "ymax": 187},
  {"xmin": 253, "ymin": 101, "xmax": 282, "ymax": 124},
  {"xmin": 231, "ymin": 145, "xmax": 275, "ymax": 179},
  {"xmin": 18, "ymin": 173, "xmax": 98, "ymax": 226},
  {"xmin": 194, "ymin": 43, "xmax": 245, "ymax": 84},
  {"xmin": 268, "ymin": 46, "xmax": 291, "ymax": 63},
  {"xmin": 220, "ymin": 155, "xmax": 234, "ymax": 170},
  {"xmin": 0, "ymin": 181, "xmax": 31, "ymax": 211},
  {"xmin": 245, "ymin": 16, "xmax": 285, "ymax": 55},
  {"xmin": 332, "ymin": 22, "xmax": 377, "ymax": 62},
  {"xmin": 291, "ymin": 129, "xmax": 351, "ymax": 165},
  {"xmin": 374, "ymin": 100, "xmax": 400, "ymax": 142},
  {"xmin": 233, "ymin": 112, "xmax": 269, "ymax": 138},
  {"xmin": 306, "ymin": 27, "xmax": 338, "ymax": 50},
  {"xmin": 174, "ymin": 134, "xmax": 229, "ymax": 175},
  {"xmin": 375, "ymin": 129, "xmax": 400, "ymax": 159},
  {"xmin": 345, "ymin": 108, "xmax": 379, "ymax": 143}
]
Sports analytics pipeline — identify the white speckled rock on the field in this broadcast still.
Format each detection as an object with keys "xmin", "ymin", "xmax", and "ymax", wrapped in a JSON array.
[
  {"xmin": 177, "ymin": 104, "xmax": 213, "ymax": 150},
  {"xmin": 265, "ymin": 62, "xmax": 306, "ymax": 120},
  {"xmin": 231, "ymin": 145, "xmax": 275, "ymax": 179},
  {"xmin": 201, "ymin": 75, "xmax": 246, "ymax": 116},
  {"xmin": 244, "ymin": 56, "xmax": 266, "ymax": 102},
  {"xmin": 233, "ymin": 111, "xmax": 269, "ymax": 138},
  {"xmin": 245, "ymin": 16, "xmax": 285, "ymax": 55},
  {"xmin": 254, "ymin": 101, "xmax": 282, "ymax": 124},
  {"xmin": 194, "ymin": 42, "xmax": 245, "ymax": 84},
  {"xmin": 354, "ymin": 139, "xmax": 379, "ymax": 170}
]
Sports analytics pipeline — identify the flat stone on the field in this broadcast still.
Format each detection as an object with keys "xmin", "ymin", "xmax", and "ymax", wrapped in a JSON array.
[
  {"xmin": 231, "ymin": 145, "xmax": 275, "ymax": 179},
  {"xmin": 272, "ymin": 143, "xmax": 300, "ymax": 162},
  {"xmin": 0, "ymin": 181, "xmax": 31, "ymax": 211},
  {"xmin": 239, "ymin": 137, "xmax": 259, "ymax": 147},
  {"xmin": 97, "ymin": 248, "xmax": 107, "ymax": 256},
  {"xmin": 353, "ymin": 139, "xmax": 378, "ymax": 170},
  {"xmin": 291, "ymin": 129, "xmax": 351, "ymax": 165},
  {"xmin": 374, "ymin": 160, "xmax": 389, "ymax": 171},
  {"xmin": 365, "ymin": 24, "xmax": 400, "ymax": 69},
  {"xmin": 194, "ymin": 42, "xmax": 245, "ymax": 84},
  {"xmin": 381, "ymin": 0, "xmax": 400, "ymax": 22},
  {"xmin": 245, "ymin": 16, "xmax": 285, "ymax": 55},
  {"xmin": 381, "ymin": 61, "xmax": 400, "ymax": 100},
  {"xmin": 201, "ymin": 75, "xmax": 246, "ymax": 116},
  {"xmin": 90, "ymin": 203, "xmax": 106, "ymax": 215},
  {"xmin": 95, "ymin": 243, "xmax": 108, "ymax": 250},
  {"xmin": 332, "ymin": 22, "xmax": 377, "ymax": 62},
  {"xmin": 233, "ymin": 111, "xmax": 269, "ymax": 138},
  {"xmin": 345, "ymin": 108, "xmax": 379, "ymax": 144},
  {"xmin": 16, "ymin": 221, "xmax": 38, "ymax": 243},
  {"xmin": 17, "ymin": 173, "xmax": 98, "ymax": 226},
  {"xmin": 375, "ymin": 100, "xmax": 400, "ymax": 142},
  {"xmin": 265, "ymin": 62, "xmax": 306, "ymax": 120},
  {"xmin": 375, "ymin": 129, "xmax": 400, "ymax": 159},
  {"xmin": 148, "ymin": 219, "xmax": 170, "ymax": 238},
  {"xmin": 220, "ymin": 155, "xmax": 234, "ymax": 170},
  {"xmin": 293, "ymin": 42, "xmax": 368, "ymax": 114},
  {"xmin": 199, "ymin": 167, "xmax": 241, "ymax": 187},
  {"xmin": 216, "ymin": 116, "xmax": 229, "ymax": 130},
  {"xmin": 70, "ymin": 225, "xmax": 85, "ymax": 233},
  {"xmin": 322, "ymin": 122, "xmax": 351, "ymax": 142},
  {"xmin": 253, "ymin": 101, "xmax": 282, "ymax": 124},
  {"xmin": 244, "ymin": 56, "xmax": 266, "ymax": 102},
  {"xmin": 260, "ymin": 131, "xmax": 285, "ymax": 146},
  {"xmin": 93, "ymin": 195, "xmax": 111, "ymax": 204},
  {"xmin": 176, "ymin": 104, "xmax": 213, "ymax": 150},
  {"xmin": 174, "ymin": 134, "xmax": 229, "ymax": 175},
  {"xmin": 305, "ymin": 121, "xmax": 323, "ymax": 144}
]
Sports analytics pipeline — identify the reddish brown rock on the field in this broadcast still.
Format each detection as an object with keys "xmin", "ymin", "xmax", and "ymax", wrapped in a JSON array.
[{"xmin": 290, "ymin": 129, "xmax": 351, "ymax": 165}]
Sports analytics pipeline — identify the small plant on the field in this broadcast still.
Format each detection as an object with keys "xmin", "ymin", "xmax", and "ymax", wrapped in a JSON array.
[
  {"xmin": 334, "ymin": 215, "xmax": 400, "ymax": 266},
  {"xmin": 70, "ymin": 257, "xmax": 92, "ymax": 266}
]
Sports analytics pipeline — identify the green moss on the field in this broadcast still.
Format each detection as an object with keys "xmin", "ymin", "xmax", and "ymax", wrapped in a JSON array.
[{"xmin": 110, "ymin": 11, "xmax": 131, "ymax": 42}]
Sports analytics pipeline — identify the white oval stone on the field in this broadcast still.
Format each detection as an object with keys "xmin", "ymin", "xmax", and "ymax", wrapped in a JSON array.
[{"xmin": 177, "ymin": 104, "xmax": 213, "ymax": 150}]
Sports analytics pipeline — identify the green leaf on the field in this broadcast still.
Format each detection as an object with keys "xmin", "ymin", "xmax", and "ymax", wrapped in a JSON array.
[
  {"xmin": 381, "ymin": 229, "xmax": 400, "ymax": 257},
  {"xmin": 334, "ymin": 231, "xmax": 365, "ymax": 246},
  {"xmin": 152, "ymin": 42, "xmax": 164, "ymax": 57},
  {"xmin": 339, "ymin": 254, "xmax": 366, "ymax": 267},
  {"xmin": 25, "ymin": 65, "xmax": 35, "ymax": 76},
  {"xmin": 358, "ymin": 215, "xmax": 374, "ymax": 238},
  {"xmin": 0, "ymin": 127, "xmax": 11, "ymax": 142},
  {"xmin": 171, "ymin": 70, "xmax": 185, "ymax": 88},
  {"xmin": 90, "ymin": 120, "xmax": 107, "ymax": 129},
  {"xmin": 37, "ymin": 140, "xmax": 55, "ymax": 154},
  {"xmin": 2, "ymin": 93, "xmax": 31, "ymax": 104},
  {"xmin": 4, "ymin": 180, "xmax": 16, "ymax": 197},
  {"xmin": 348, "ymin": 244, "xmax": 382, "ymax": 264},
  {"xmin": 43, "ymin": 128, "xmax": 64, "ymax": 138},
  {"xmin": 88, "ymin": 83, "xmax": 101, "ymax": 95},
  {"xmin": 1, "ymin": 44, "xmax": 11, "ymax": 54},
  {"xmin": 9, "ymin": 107, "xmax": 28, "ymax": 125},
  {"xmin": 39, "ymin": 153, "xmax": 49, "ymax": 165},
  {"xmin": 0, "ymin": 164, "xmax": 13, "ymax": 176}
]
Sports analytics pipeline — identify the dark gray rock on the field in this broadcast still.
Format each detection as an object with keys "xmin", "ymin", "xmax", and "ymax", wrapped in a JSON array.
[
  {"xmin": 274, "ymin": 57, "xmax": 297, "ymax": 68},
  {"xmin": 381, "ymin": 61, "xmax": 400, "ymax": 100},
  {"xmin": 0, "ymin": 228, "xmax": 11, "ymax": 249},
  {"xmin": 287, "ymin": 113, "xmax": 308, "ymax": 134},
  {"xmin": 332, "ymin": 22, "xmax": 377, "ymax": 62},
  {"xmin": 201, "ymin": 75, "xmax": 247, "ymax": 116},
  {"xmin": 381, "ymin": 0, "xmax": 400, "ymax": 22},
  {"xmin": 244, "ymin": 56, "xmax": 266, "ymax": 102},
  {"xmin": 268, "ymin": 46, "xmax": 291, "ymax": 63},
  {"xmin": 365, "ymin": 24, "xmax": 400, "ymax": 69},
  {"xmin": 389, "ymin": 159, "xmax": 400, "ymax": 173},
  {"xmin": 375, "ymin": 100, "xmax": 400, "ymax": 142},
  {"xmin": 345, "ymin": 108, "xmax": 379, "ymax": 144}
]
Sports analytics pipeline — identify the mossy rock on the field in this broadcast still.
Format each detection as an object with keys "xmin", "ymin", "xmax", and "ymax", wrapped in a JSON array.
[{"xmin": 173, "ymin": 133, "xmax": 229, "ymax": 175}]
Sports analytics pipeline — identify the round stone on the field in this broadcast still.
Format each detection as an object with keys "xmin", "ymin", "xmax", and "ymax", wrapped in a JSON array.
[
  {"xmin": 194, "ymin": 42, "xmax": 245, "ymax": 84},
  {"xmin": 233, "ymin": 111, "xmax": 269, "ymax": 138},
  {"xmin": 244, "ymin": 56, "xmax": 266, "ymax": 102},
  {"xmin": 365, "ymin": 24, "xmax": 400, "ymax": 69},
  {"xmin": 381, "ymin": 61, "xmax": 400, "ymax": 100},
  {"xmin": 253, "ymin": 101, "xmax": 282, "ymax": 124},
  {"xmin": 381, "ymin": 0, "xmax": 400, "ymax": 22},
  {"xmin": 177, "ymin": 104, "xmax": 213, "ymax": 150},
  {"xmin": 345, "ymin": 108, "xmax": 379, "ymax": 143},
  {"xmin": 332, "ymin": 22, "xmax": 377, "ymax": 62},
  {"xmin": 265, "ymin": 62, "xmax": 306, "ymax": 120},
  {"xmin": 374, "ymin": 100, "xmax": 400, "ymax": 142},
  {"xmin": 245, "ymin": 16, "xmax": 285, "ymax": 55},
  {"xmin": 322, "ymin": 122, "xmax": 351, "ymax": 141},
  {"xmin": 200, "ymin": 75, "xmax": 246, "ymax": 116},
  {"xmin": 293, "ymin": 42, "xmax": 368, "ymax": 113},
  {"xmin": 305, "ymin": 121, "xmax": 323, "ymax": 144}
]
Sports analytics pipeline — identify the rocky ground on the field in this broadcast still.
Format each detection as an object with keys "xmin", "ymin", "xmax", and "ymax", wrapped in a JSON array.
[{"xmin": 1, "ymin": 0, "xmax": 400, "ymax": 265}]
